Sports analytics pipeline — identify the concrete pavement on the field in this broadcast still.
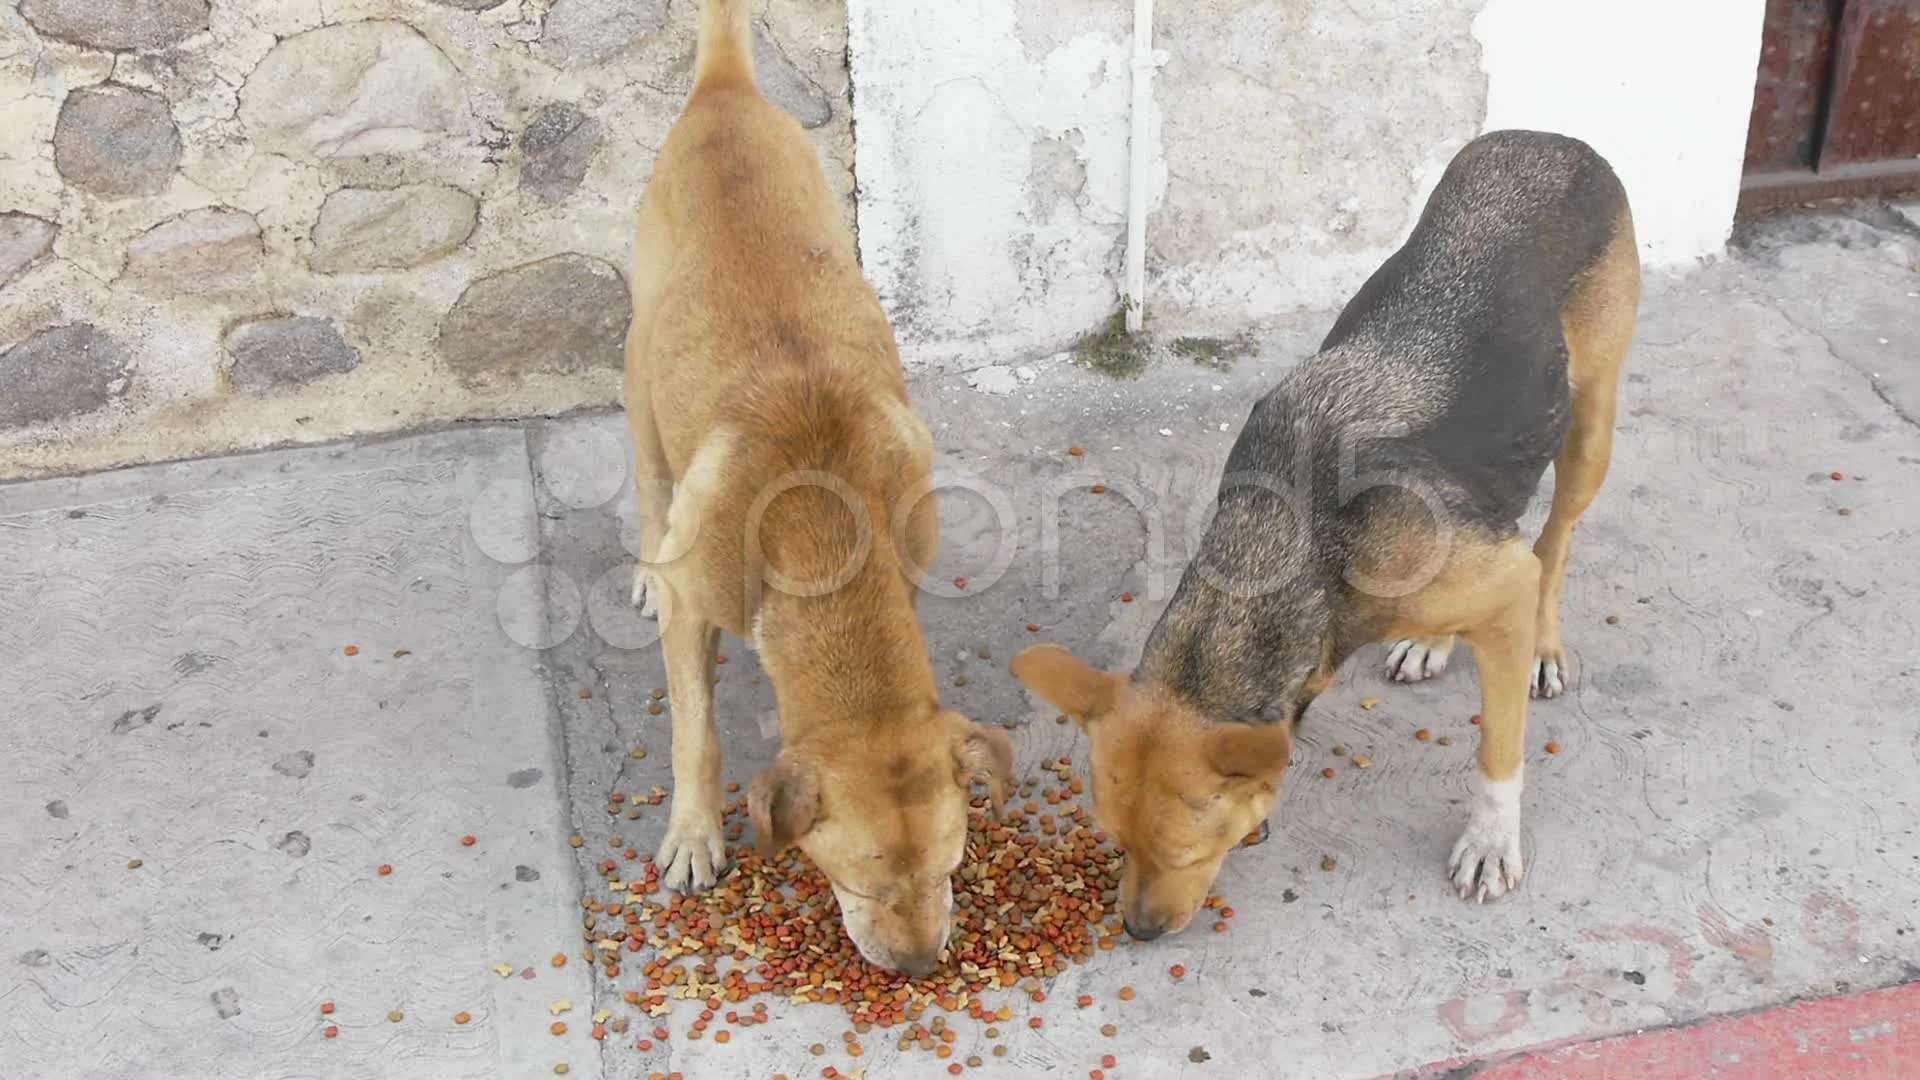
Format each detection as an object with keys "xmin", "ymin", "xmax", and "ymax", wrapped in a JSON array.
[{"xmin": 3, "ymin": 205, "xmax": 1917, "ymax": 1079}]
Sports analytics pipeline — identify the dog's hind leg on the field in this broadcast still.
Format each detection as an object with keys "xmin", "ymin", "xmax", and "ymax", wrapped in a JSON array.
[
  {"xmin": 624, "ymin": 196, "xmax": 676, "ymax": 619},
  {"xmin": 1384, "ymin": 634, "xmax": 1455, "ymax": 682},
  {"xmin": 1531, "ymin": 208, "xmax": 1639, "ymax": 698}
]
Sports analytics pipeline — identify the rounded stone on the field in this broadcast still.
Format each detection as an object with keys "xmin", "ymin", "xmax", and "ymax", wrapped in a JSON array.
[
  {"xmin": 437, "ymin": 254, "xmax": 630, "ymax": 379},
  {"xmin": 123, "ymin": 208, "xmax": 263, "ymax": 294},
  {"xmin": 0, "ymin": 324, "xmax": 131, "ymax": 430},
  {"xmin": 0, "ymin": 214, "xmax": 59, "ymax": 288},
  {"xmin": 20, "ymin": 0, "xmax": 211, "ymax": 51},
  {"xmin": 753, "ymin": 29, "xmax": 832, "ymax": 130},
  {"xmin": 520, "ymin": 103, "xmax": 602, "ymax": 203},
  {"xmin": 310, "ymin": 185, "xmax": 478, "ymax": 273},
  {"xmin": 239, "ymin": 22, "xmax": 467, "ymax": 162},
  {"xmin": 223, "ymin": 316, "xmax": 362, "ymax": 394},
  {"xmin": 540, "ymin": 0, "xmax": 668, "ymax": 66},
  {"xmin": 52, "ymin": 85, "xmax": 181, "ymax": 200}
]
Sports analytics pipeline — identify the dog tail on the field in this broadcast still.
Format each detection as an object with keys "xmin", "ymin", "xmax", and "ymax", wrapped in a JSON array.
[{"xmin": 694, "ymin": 0, "xmax": 755, "ymax": 91}]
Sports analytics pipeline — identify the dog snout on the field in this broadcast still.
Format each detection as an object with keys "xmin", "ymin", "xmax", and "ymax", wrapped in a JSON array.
[
  {"xmin": 1122, "ymin": 911, "xmax": 1169, "ymax": 941},
  {"xmin": 892, "ymin": 947, "xmax": 943, "ymax": 979}
]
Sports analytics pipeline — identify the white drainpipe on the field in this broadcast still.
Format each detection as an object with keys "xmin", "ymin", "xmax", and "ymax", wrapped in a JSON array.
[{"xmin": 1123, "ymin": 0, "xmax": 1154, "ymax": 334}]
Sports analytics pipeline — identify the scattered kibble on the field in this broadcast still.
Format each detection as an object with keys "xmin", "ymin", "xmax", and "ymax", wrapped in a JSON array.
[
  {"xmin": 550, "ymin": 1021, "xmax": 567, "ymax": 1036},
  {"xmin": 1352, "ymin": 754, "xmax": 1373, "ymax": 769},
  {"xmin": 551, "ymin": 953, "xmax": 567, "ymax": 968},
  {"xmin": 343, "ymin": 645, "xmax": 359, "ymax": 656},
  {"xmin": 954, "ymin": 577, "xmax": 968, "ymax": 590},
  {"xmin": 323, "ymin": 1025, "xmax": 339, "ymax": 1039},
  {"xmin": 461, "ymin": 835, "xmax": 477, "ymax": 847},
  {"xmin": 377, "ymin": 864, "xmax": 393, "ymax": 876},
  {"xmin": 1213, "ymin": 921, "xmax": 1229, "ymax": 933},
  {"xmin": 454, "ymin": 1012, "xmax": 471, "ymax": 1025},
  {"xmin": 1605, "ymin": 614, "xmax": 1620, "ymax": 625},
  {"xmin": 1838, "ymin": 507, "xmax": 1853, "ymax": 517},
  {"xmin": 1119, "ymin": 593, "xmax": 1135, "ymax": 603},
  {"xmin": 1321, "ymin": 855, "xmax": 1338, "ymax": 871},
  {"xmin": 1090, "ymin": 484, "xmax": 1107, "ymax": 494},
  {"xmin": 648, "ymin": 703, "xmax": 664, "ymax": 716},
  {"xmin": 1436, "ymin": 735, "xmax": 1453, "ymax": 746},
  {"xmin": 1360, "ymin": 698, "xmax": 1379, "ymax": 710},
  {"xmin": 1414, "ymin": 728, "xmax": 1432, "ymax": 742},
  {"xmin": 1321, "ymin": 767, "xmax": 1337, "ymax": 779},
  {"xmin": 1545, "ymin": 741, "xmax": 1563, "ymax": 754},
  {"xmin": 126, "ymin": 859, "xmax": 143, "ymax": 870},
  {"xmin": 1102, "ymin": 1054, "xmax": 1118, "ymax": 1068},
  {"xmin": 1026, "ymin": 623, "xmax": 1041, "ymax": 633},
  {"xmin": 320, "ymin": 1002, "xmax": 336, "ymax": 1016},
  {"xmin": 1069, "ymin": 446, "xmax": 1084, "ymax": 457},
  {"xmin": 811, "ymin": 1044, "xmax": 826, "ymax": 1057},
  {"xmin": 1028, "ymin": 1017, "xmax": 1044, "ymax": 1029},
  {"xmin": 1831, "ymin": 471, "xmax": 1845, "ymax": 481},
  {"xmin": 579, "ymin": 688, "xmax": 593, "ymax": 699},
  {"xmin": 393, "ymin": 648, "xmax": 412, "ymax": 658},
  {"xmin": 1100, "ymin": 1024, "xmax": 1117, "ymax": 1037},
  {"xmin": 1077, "ymin": 994, "xmax": 1094, "ymax": 1008},
  {"xmin": 1470, "ymin": 714, "xmax": 1482, "ymax": 726},
  {"xmin": 554, "ymin": 1066, "xmax": 570, "ymax": 1076},
  {"xmin": 1118, "ymin": 986, "xmax": 1136, "ymax": 1001},
  {"xmin": 1169, "ymin": 964, "xmax": 1186, "ymax": 979},
  {"xmin": 388, "ymin": 1010, "xmax": 404, "ymax": 1023}
]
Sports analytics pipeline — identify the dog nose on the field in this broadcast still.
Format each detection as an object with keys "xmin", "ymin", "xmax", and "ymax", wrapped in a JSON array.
[
  {"xmin": 1123, "ymin": 914, "xmax": 1166, "ymax": 942},
  {"xmin": 892, "ymin": 949, "xmax": 941, "ymax": 979}
]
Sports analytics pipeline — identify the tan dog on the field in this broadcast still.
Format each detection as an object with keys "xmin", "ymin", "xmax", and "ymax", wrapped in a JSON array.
[
  {"xmin": 1014, "ymin": 130, "xmax": 1639, "ymax": 939},
  {"xmin": 620, "ymin": 0, "xmax": 1014, "ymax": 976}
]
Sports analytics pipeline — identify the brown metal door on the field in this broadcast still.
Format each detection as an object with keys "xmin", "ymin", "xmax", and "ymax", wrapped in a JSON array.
[{"xmin": 1741, "ymin": 0, "xmax": 1920, "ymax": 208}]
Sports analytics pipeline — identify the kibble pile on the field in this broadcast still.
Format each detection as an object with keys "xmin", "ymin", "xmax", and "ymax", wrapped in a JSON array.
[{"xmin": 565, "ymin": 754, "xmax": 1225, "ymax": 1079}]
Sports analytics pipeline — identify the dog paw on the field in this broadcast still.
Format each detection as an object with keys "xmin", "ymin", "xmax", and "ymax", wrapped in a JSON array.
[
  {"xmin": 657, "ymin": 809, "xmax": 728, "ymax": 893},
  {"xmin": 1385, "ymin": 637, "xmax": 1453, "ymax": 683},
  {"xmin": 630, "ymin": 564, "xmax": 661, "ymax": 620},
  {"xmin": 1447, "ymin": 776, "xmax": 1524, "ymax": 902},
  {"xmin": 1530, "ymin": 653, "xmax": 1565, "ymax": 699}
]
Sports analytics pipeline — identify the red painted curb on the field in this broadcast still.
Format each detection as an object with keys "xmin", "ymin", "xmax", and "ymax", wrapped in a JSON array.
[{"xmin": 1410, "ymin": 980, "xmax": 1920, "ymax": 1079}]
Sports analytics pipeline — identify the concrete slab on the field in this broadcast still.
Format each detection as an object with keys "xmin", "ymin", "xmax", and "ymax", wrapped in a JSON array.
[{"xmin": 2, "ymin": 207, "xmax": 1918, "ymax": 1080}]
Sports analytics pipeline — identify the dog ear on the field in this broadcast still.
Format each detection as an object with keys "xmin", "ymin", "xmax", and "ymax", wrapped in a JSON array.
[
  {"xmin": 949, "ymin": 713, "xmax": 1016, "ymax": 814},
  {"xmin": 748, "ymin": 754, "xmax": 820, "ymax": 856},
  {"xmin": 1010, "ymin": 644, "xmax": 1124, "ymax": 729},
  {"xmin": 1205, "ymin": 720, "xmax": 1293, "ymax": 786}
]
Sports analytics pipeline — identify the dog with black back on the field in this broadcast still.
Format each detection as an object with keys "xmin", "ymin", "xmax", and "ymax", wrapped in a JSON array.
[{"xmin": 1013, "ymin": 129, "xmax": 1640, "ymax": 939}]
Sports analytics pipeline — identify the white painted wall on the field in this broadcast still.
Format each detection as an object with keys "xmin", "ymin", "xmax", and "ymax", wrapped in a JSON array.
[
  {"xmin": 1474, "ymin": 0, "xmax": 1769, "ymax": 270},
  {"xmin": 846, "ymin": 0, "xmax": 1770, "ymax": 370}
]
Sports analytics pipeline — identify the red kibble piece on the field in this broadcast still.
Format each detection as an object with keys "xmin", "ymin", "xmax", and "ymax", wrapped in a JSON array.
[
  {"xmin": 654, "ymin": 1027, "xmax": 670, "ymax": 1041},
  {"xmin": 1170, "ymin": 964, "xmax": 1186, "ymax": 979},
  {"xmin": 638, "ymin": 1039, "xmax": 653, "ymax": 1051},
  {"xmin": 1068, "ymin": 446, "xmax": 1084, "ymax": 457},
  {"xmin": 1414, "ymin": 728, "xmax": 1432, "ymax": 742},
  {"xmin": 1321, "ymin": 767, "xmax": 1337, "ymax": 778},
  {"xmin": 323, "ymin": 1025, "xmax": 339, "ymax": 1039},
  {"xmin": 1090, "ymin": 484, "xmax": 1107, "ymax": 494},
  {"xmin": 1102, "ymin": 1055, "xmax": 1118, "ymax": 1068},
  {"xmin": 1545, "ymin": 741, "xmax": 1563, "ymax": 754},
  {"xmin": 1470, "ymin": 714, "xmax": 1482, "ymax": 726},
  {"xmin": 1213, "ymin": 921, "xmax": 1229, "ymax": 933},
  {"xmin": 461, "ymin": 835, "xmax": 476, "ymax": 847},
  {"xmin": 1118, "ymin": 986, "xmax": 1136, "ymax": 1001},
  {"xmin": 1831, "ymin": 471, "xmax": 1845, "ymax": 481},
  {"xmin": 1076, "ymin": 994, "xmax": 1094, "ymax": 1008},
  {"xmin": 343, "ymin": 645, "xmax": 359, "ymax": 656},
  {"xmin": 954, "ymin": 576, "xmax": 968, "ymax": 590},
  {"xmin": 320, "ymin": 1002, "xmax": 336, "ymax": 1015},
  {"xmin": 1119, "ymin": 592, "xmax": 1135, "ymax": 603},
  {"xmin": 948, "ymin": 1067, "xmax": 963, "ymax": 1077},
  {"xmin": 1028, "ymin": 1017, "xmax": 1044, "ymax": 1029},
  {"xmin": 714, "ymin": 1030, "xmax": 730, "ymax": 1044},
  {"xmin": 1030, "ymin": 991, "xmax": 1046, "ymax": 1003},
  {"xmin": 377, "ymin": 864, "xmax": 392, "ymax": 876},
  {"xmin": 1221, "ymin": 906, "xmax": 1235, "ymax": 918},
  {"xmin": 592, "ymin": 1025, "xmax": 608, "ymax": 1041}
]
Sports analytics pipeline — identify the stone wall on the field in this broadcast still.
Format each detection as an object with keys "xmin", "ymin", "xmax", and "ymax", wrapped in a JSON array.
[{"xmin": 0, "ymin": 0, "xmax": 852, "ymax": 480}]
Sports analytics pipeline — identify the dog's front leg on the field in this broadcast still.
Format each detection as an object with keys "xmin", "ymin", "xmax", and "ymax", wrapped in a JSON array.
[
  {"xmin": 658, "ymin": 603, "xmax": 728, "ymax": 892},
  {"xmin": 1448, "ymin": 542, "xmax": 1541, "ymax": 902}
]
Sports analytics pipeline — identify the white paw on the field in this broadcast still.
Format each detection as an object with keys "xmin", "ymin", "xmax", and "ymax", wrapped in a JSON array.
[
  {"xmin": 1531, "ymin": 656, "xmax": 1564, "ymax": 699},
  {"xmin": 1447, "ymin": 775, "xmax": 1525, "ymax": 902},
  {"xmin": 657, "ymin": 808, "xmax": 727, "ymax": 893},
  {"xmin": 631, "ymin": 564, "xmax": 660, "ymax": 620},
  {"xmin": 1385, "ymin": 638, "xmax": 1453, "ymax": 682}
]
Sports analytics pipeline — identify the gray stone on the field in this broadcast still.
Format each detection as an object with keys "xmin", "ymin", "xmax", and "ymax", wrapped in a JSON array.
[
  {"xmin": 754, "ymin": 29, "xmax": 832, "ymax": 129},
  {"xmin": 52, "ymin": 85, "xmax": 181, "ymax": 200},
  {"xmin": 540, "ymin": 0, "xmax": 667, "ymax": 65},
  {"xmin": 438, "ymin": 254, "xmax": 629, "ymax": 379},
  {"xmin": 310, "ymin": 185, "xmax": 477, "ymax": 273},
  {"xmin": 45, "ymin": 800, "xmax": 69, "ymax": 819},
  {"xmin": 0, "ymin": 213, "xmax": 58, "ymax": 288},
  {"xmin": 519, "ymin": 103, "xmax": 601, "ymax": 203},
  {"xmin": 209, "ymin": 987, "xmax": 240, "ymax": 1020},
  {"xmin": 270, "ymin": 749, "xmax": 315, "ymax": 778},
  {"xmin": 123, "ymin": 208, "xmax": 263, "ymax": 293},
  {"xmin": 224, "ymin": 317, "xmax": 361, "ymax": 394},
  {"xmin": 20, "ymin": 0, "xmax": 210, "ymax": 51},
  {"xmin": 238, "ymin": 22, "xmax": 468, "ymax": 162},
  {"xmin": 0, "ymin": 324, "xmax": 131, "ymax": 430},
  {"xmin": 274, "ymin": 830, "xmax": 311, "ymax": 857}
]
